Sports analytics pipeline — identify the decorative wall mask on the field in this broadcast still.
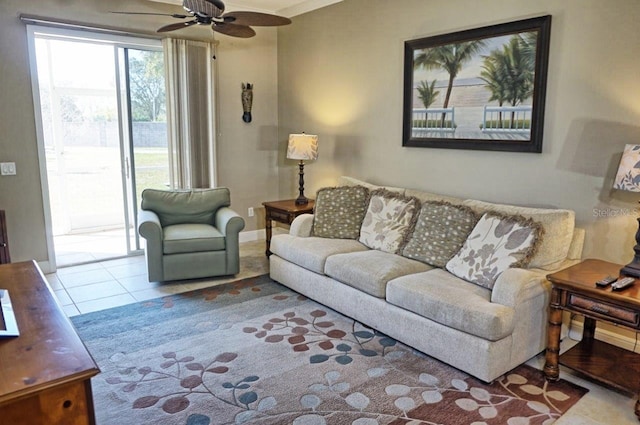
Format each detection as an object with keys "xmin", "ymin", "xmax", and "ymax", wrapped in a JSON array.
[{"xmin": 241, "ymin": 83, "xmax": 253, "ymax": 123}]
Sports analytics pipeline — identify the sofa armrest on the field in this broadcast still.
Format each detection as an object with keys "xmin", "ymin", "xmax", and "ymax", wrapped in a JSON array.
[
  {"xmin": 491, "ymin": 268, "xmax": 549, "ymax": 308},
  {"xmin": 290, "ymin": 214, "xmax": 314, "ymax": 237}
]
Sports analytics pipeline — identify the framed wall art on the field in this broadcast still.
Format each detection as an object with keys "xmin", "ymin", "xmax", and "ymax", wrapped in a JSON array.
[{"xmin": 402, "ymin": 15, "xmax": 552, "ymax": 153}]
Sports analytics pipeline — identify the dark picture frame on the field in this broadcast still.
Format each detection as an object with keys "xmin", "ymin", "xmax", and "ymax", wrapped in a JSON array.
[{"xmin": 402, "ymin": 15, "xmax": 552, "ymax": 153}]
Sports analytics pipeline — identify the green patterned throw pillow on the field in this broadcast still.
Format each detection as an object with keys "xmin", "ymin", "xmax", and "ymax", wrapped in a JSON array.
[
  {"xmin": 446, "ymin": 212, "xmax": 543, "ymax": 290},
  {"xmin": 311, "ymin": 185, "xmax": 370, "ymax": 239},
  {"xmin": 402, "ymin": 201, "xmax": 479, "ymax": 267}
]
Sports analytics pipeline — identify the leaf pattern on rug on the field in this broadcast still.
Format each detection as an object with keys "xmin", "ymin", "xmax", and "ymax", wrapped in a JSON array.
[
  {"xmin": 243, "ymin": 309, "xmax": 398, "ymax": 365},
  {"xmin": 77, "ymin": 275, "xmax": 587, "ymax": 425}
]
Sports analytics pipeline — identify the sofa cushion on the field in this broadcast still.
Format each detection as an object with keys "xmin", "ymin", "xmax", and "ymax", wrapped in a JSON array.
[
  {"xmin": 387, "ymin": 269, "xmax": 515, "ymax": 341},
  {"xmin": 359, "ymin": 189, "xmax": 420, "ymax": 254},
  {"xmin": 404, "ymin": 188, "xmax": 465, "ymax": 205},
  {"xmin": 163, "ymin": 223, "xmax": 225, "ymax": 254},
  {"xmin": 337, "ymin": 176, "xmax": 405, "ymax": 194},
  {"xmin": 325, "ymin": 250, "xmax": 432, "ymax": 298},
  {"xmin": 463, "ymin": 199, "xmax": 574, "ymax": 270},
  {"xmin": 446, "ymin": 212, "xmax": 542, "ymax": 290},
  {"xmin": 402, "ymin": 201, "xmax": 479, "ymax": 267},
  {"xmin": 141, "ymin": 188, "xmax": 230, "ymax": 227},
  {"xmin": 270, "ymin": 234, "xmax": 368, "ymax": 274},
  {"xmin": 311, "ymin": 185, "xmax": 370, "ymax": 239}
]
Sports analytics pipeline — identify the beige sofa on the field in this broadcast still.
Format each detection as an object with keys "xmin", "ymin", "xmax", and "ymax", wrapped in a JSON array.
[{"xmin": 269, "ymin": 176, "xmax": 584, "ymax": 383}]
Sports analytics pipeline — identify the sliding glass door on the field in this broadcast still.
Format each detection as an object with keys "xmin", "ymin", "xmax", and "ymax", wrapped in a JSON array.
[{"xmin": 28, "ymin": 26, "xmax": 169, "ymax": 268}]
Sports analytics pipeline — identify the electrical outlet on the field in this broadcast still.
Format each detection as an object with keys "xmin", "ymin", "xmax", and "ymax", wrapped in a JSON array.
[
  {"xmin": 248, "ymin": 207, "xmax": 254, "ymax": 217},
  {"xmin": 0, "ymin": 162, "xmax": 16, "ymax": 176}
]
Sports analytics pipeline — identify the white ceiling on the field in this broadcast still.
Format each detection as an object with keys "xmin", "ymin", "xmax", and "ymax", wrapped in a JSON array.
[{"xmin": 148, "ymin": 0, "xmax": 343, "ymax": 17}]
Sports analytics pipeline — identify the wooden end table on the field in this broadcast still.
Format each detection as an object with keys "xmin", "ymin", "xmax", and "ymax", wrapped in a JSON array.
[
  {"xmin": 262, "ymin": 199, "xmax": 314, "ymax": 256},
  {"xmin": 544, "ymin": 258, "xmax": 640, "ymax": 420},
  {"xmin": 0, "ymin": 261, "xmax": 100, "ymax": 424}
]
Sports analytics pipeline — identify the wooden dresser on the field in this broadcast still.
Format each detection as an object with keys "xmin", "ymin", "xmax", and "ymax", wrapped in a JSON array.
[{"xmin": 0, "ymin": 261, "xmax": 99, "ymax": 424}]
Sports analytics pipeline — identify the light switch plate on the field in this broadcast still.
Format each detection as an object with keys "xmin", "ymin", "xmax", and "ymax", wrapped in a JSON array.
[{"xmin": 0, "ymin": 162, "xmax": 16, "ymax": 176}]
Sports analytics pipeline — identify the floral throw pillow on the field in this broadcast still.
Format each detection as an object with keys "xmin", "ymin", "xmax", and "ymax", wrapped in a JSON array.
[
  {"xmin": 311, "ymin": 185, "xmax": 370, "ymax": 239},
  {"xmin": 359, "ymin": 189, "xmax": 420, "ymax": 254},
  {"xmin": 402, "ymin": 201, "xmax": 479, "ymax": 267},
  {"xmin": 445, "ymin": 212, "xmax": 542, "ymax": 289}
]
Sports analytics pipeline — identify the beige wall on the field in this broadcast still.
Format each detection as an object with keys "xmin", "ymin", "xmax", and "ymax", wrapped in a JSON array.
[
  {"xmin": 0, "ymin": 0, "xmax": 280, "ymax": 266},
  {"xmin": 278, "ymin": 0, "xmax": 640, "ymax": 264},
  {"xmin": 3, "ymin": 0, "xmax": 640, "ymax": 267}
]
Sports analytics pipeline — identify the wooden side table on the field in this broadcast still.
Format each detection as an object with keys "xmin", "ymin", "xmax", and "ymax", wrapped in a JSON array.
[
  {"xmin": 544, "ymin": 258, "xmax": 640, "ymax": 420},
  {"xmin": 262, "ymin": 199, "xmax": 314, "ymax": 256},
  {"xmin": 0, "ymin": 261, "xmax": 100, "ymax": 424},
  {"xmin": 0, "ymin": 210, "xmax": 10, "ymax": 264}
]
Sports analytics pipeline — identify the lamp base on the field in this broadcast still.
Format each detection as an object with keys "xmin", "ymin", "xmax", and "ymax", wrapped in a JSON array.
[
  {"xmin": 295, "ymin": 196, "xmax": 309, "ymax": 205},
  {"xmin": 621, "ymin": 262, "xmax": 640, "ymax": 278},
  {"xmin": 621, "ymin": 217, "xmax": 640, "ymax": 278}
]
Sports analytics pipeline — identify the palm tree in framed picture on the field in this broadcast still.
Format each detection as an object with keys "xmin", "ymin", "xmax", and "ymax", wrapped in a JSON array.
[{"xmin": 414, "ymin": 40, "xmax": 486, "ymax": 125}]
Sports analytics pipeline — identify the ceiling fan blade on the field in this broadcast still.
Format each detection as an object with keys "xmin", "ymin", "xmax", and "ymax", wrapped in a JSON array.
[
  {"xmin": 157, "ymin": 20, "xmax": 199, "ymax": 33},
  {"xmin": 110, "ymin": 11, "xmax": 189, "ymax": 19},
  {"xmin": 222, "ymin": 11, "xmax": 291, "ymax": 27},
  {"xmin": 212, "ymin": 22, "xmax": 256, "ymax": 38}
]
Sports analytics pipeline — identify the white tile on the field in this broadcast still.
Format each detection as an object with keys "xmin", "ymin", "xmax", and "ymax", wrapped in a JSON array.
[
  {"xmin": 100, "ymin": 255, "xmax": 145, "ymax": 268},
  {"xmin": 75, "ymin": 293, "xmax": 137, "ymax": 314},
  {"xmin": 56, "ymin": 262, "xmax": 104, "ymax": 276},
  {"xmin": 66, "ymin": 280, "xmax": 127, "ymax": 303},
  {"xmin": 118, "ymin": 275, "xmax": 162, "ymax": 292},
  {"xmin": 45, "ymin": 273, "xmax": 64, "ymax": 290},
  {"xmin": 54, "ymin": 289, "xmax": 73, "ymax": 306},
  {"xmin": 62, "ymin": 304, "xmax": 81, "ymax": 317},
  {"xmin": 58, "ymin": 268, "xmax": 114, "ymax": 288},
  {"xmin": 107, "ymin": 262, "xmax": 147, "ymax": 279}
]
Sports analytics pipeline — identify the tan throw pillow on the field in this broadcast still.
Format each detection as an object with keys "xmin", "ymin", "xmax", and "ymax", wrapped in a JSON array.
[
  {"xmin": 359, "ymin": 189, "xmax": 420, "ymax": 254},
  {"xmin": 402, "ymin": 201, "xmax": 479, "ymax": 267},
  {"xmin": 462, "ymin": 199, "xmax": 575, "ymax": 270},
  {"xmin": 311, "ymin": 185, "xmax": 370, "ymax": 239},
  {"xmin": 445, "ymin": 212, "xmax": 543, "ymax": 289}
]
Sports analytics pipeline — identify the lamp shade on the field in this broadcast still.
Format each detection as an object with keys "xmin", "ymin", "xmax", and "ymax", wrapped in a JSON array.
[
  {"xmin": 287, "ymin": 134, "xmax": 318, "ymax": 161},
  {"xmin": 614, "ymin": 144, "xmax": 640, "ymax": 192}
]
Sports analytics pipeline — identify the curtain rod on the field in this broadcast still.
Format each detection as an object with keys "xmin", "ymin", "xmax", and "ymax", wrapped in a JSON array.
[
  {"xmin": 19, "ymin": 14, "xmax": 220, "ymax": 45},
  {"xmin": 19, "ymin": 14, "xmax": 164, "ymax": 40}
]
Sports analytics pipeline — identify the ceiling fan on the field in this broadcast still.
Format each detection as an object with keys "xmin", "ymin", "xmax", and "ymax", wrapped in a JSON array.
[{"xmin": 112, "ymin": 0, "xmax": 291, "ymax": 38}]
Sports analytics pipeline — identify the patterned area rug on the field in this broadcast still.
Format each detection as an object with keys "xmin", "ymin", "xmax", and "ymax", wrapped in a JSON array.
[{"xmin": 72, "ymin": 274, "xmax": 587, "ymax": 425}]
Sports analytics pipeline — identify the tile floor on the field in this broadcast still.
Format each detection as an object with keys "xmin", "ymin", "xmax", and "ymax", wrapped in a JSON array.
[
  {"xmin": 46, "ymin": 239, "xmax": 269, "ymax": 316},
  {"xmin": 45, "ymin": 238, "xmax": 637, "ymax": 424}
]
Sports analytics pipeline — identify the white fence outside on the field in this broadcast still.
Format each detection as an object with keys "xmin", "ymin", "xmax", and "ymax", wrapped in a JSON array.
[{"xmin": 482, "ymin": 105, "xmax": 532, "ymax": 133}]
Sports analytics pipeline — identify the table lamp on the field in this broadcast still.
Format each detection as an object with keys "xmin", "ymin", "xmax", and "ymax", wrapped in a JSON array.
[
  {"xmin": 613, "ymin": 144, "xmax": 640, "ymax": 277},
  {"xmin": 287, "ymin": 133, "xmax": 318, "ymax": 205}
]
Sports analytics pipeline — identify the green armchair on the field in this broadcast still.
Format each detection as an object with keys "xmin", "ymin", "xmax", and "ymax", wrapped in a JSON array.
[{"xmin": 137, "ymin": 188, "xmax": 245, "ymax": 282}]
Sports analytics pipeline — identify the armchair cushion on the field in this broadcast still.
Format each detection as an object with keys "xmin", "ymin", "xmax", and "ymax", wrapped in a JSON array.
[
  {"xmin": 141, "ymin": 188, "xmax": 230, "ymax": 227},
  {"xmin": 163, "ymin": 224, "xmax": 226, "ymax": 254}
]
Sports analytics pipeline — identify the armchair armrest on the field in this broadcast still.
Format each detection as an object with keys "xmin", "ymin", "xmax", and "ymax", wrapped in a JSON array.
[
  {"xmin": 491, "ymin": 268, "xmax": 549, "ymax": 308},
  {"xmin": 215, "ymin": 207, "xmax": 245, "ymax": 236},
  {"xmin": 138, "ymin": 209, "xmax": 162, "ymax": 243},
  {"xmin": 138, "ymin": 209, "xmax": 164, "ymax": 281},
  {"xmin": 290, "ymin": 214, "xmax": 314, "ymax": 237},
  {"xmin": 215, "ymin": 207, "xmax": 245, "ymax": 274}
]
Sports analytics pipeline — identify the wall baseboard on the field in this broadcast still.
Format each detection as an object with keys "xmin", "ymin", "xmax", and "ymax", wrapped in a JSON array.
[{"xmin": 239, "ymin": 229, "xmax": 266, "ymax": 243}]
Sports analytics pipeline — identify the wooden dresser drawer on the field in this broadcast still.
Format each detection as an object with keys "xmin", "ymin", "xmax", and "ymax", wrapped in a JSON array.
[{"xmin": 568, "ymin": 293, "xmax": 640, "ymax": 327}]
